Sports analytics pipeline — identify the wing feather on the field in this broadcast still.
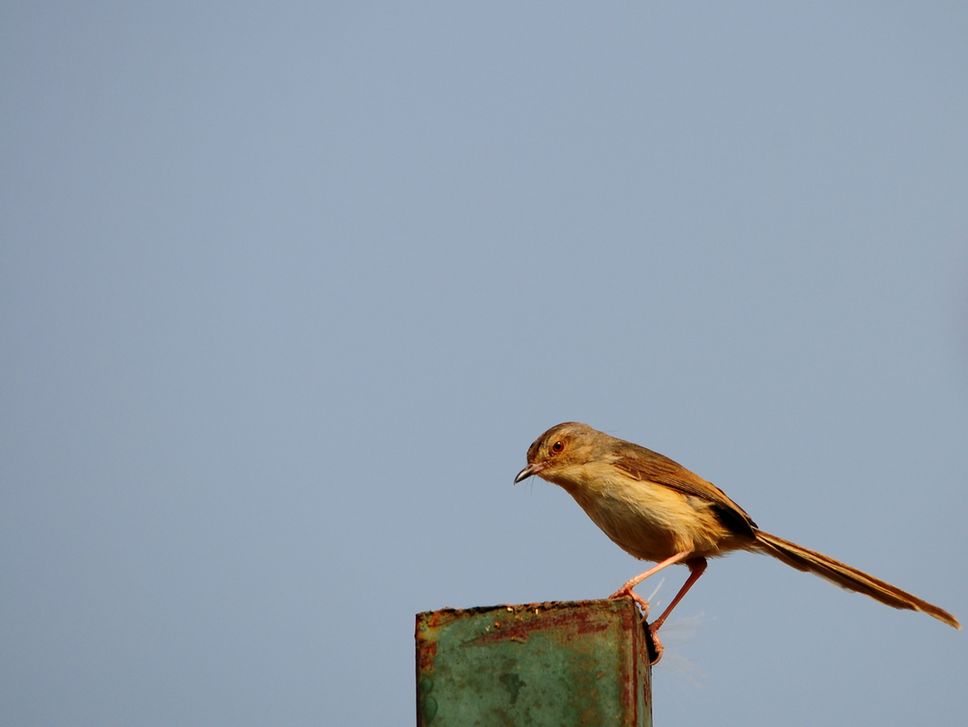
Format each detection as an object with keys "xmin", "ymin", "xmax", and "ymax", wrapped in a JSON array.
[{"xmin": 612, "ymin": 442, "xmax": 758, "ymax": 536}]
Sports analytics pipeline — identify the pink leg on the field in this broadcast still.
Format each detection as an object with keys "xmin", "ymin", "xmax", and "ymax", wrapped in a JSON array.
[
  {"xmin": 608, "ymin": 550, "xmax": 695, "ymax": 603},
  {"xmin": 608, "ymin": 553, "xmax": 707, "ymax": 666},
  {"xmin": 650, "ymin": 557, "xmax": 707, "ymax": 632}
]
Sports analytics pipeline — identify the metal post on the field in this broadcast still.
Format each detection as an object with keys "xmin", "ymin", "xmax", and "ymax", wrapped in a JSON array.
[{"xmin": 416, "ymin": 599, "xmax": 653, "ymax": 726}]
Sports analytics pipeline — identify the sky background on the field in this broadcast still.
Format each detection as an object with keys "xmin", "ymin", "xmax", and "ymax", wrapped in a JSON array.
[{"xmin": 3, "ymin": 3, "xmax": 967, "ymax": 725}]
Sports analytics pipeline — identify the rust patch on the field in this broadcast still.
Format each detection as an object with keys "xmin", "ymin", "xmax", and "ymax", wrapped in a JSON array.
[{"xmin": 415, "ymin": 636, "xmax": 437, "ymax": 673}]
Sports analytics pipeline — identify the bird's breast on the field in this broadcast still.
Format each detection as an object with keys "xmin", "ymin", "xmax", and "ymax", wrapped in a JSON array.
[{"xmin": 556, "ymin": 466, "xmax": 731, "ymax": 561}]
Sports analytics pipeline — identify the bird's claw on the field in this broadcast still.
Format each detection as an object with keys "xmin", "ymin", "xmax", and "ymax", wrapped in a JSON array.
[
  {"xmin": 608, "ymin": 587, "xmax": 651, "ymax": 619},
  {"xmin": 646, "ymin": 623, "xmax": 664, "ymax": 665},
  {"xmin": 609, "ymin": 588, "xmax": 663, "ymax": 665}
]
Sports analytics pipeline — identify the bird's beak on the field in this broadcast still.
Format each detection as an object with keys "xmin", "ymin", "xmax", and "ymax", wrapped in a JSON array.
[{"xmin": 514, "ymin": 463, "xmax": 541, "ymax": 484}]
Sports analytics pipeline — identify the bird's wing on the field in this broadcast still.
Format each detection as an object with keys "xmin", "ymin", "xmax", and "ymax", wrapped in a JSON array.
[{"xmin": 613, "ymin": 442, "xmax": 758, "ymax": 535}]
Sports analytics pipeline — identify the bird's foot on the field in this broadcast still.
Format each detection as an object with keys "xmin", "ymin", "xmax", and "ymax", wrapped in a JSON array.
[
  {"xmin": 609, "ymin": 587, "xmax": 663, "ymax": 665},
  {"xmin": 608, "ymin": 586, "xmax": 651, "ymax": 618},
  {"xmin": 646, "ymin": 623, "xmax": 664, "ymax": 666}
]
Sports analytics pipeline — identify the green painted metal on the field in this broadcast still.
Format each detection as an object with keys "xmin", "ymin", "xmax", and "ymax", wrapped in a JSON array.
[{"xmin": 415, "ymin": 599, "xmax": 652, "ymax": 726}]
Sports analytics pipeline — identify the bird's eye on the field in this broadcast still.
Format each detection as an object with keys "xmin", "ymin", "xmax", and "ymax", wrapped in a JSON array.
[{"xmin": 550, "ymin": 440, "xmax": 564, "ymax": 455}]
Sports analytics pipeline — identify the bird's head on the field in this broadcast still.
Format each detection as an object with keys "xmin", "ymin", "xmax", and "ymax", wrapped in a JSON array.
[{"xmin": 514, "ymin": 421, "xmax": 611, "ymax": 487}]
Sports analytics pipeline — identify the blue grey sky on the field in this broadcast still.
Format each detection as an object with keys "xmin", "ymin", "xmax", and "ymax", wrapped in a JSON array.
[{"xmin": 3, "ymin": 3, "xmax": 967, "ymax": 725}]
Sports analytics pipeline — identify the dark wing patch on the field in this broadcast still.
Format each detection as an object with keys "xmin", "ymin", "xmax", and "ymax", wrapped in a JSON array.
[{"xmin": 612, "ymin": 442, "xmax": 758, "ymax": 536}]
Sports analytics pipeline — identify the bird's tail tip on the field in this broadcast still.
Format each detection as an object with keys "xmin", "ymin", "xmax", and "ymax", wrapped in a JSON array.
[{"xmin": 754, "ymin": 529, "xmax": 960, "ymax": 630}]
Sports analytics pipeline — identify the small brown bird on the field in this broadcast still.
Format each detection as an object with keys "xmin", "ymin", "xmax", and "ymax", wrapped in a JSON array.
[{"xmin": 515, "ymin": 422, "xmax": 960, "ymax": 659}]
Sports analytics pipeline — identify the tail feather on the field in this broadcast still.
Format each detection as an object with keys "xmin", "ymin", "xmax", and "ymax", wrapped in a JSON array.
[{"xmin": 754, "ymin": 530, "xmax": 960, "ymax": 630}]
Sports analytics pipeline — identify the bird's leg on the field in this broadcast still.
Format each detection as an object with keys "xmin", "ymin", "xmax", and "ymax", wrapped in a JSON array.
[
  {"xmin": 608, "ymin": 550, "xmax": 695, "ymax": 605},
  {"xmin": 649, "ymin": 557, "xmax": 707, "ymax": 632},
  {"xmin": 608, "ymin": 552, "xmax": 705, "ymax": 666}
]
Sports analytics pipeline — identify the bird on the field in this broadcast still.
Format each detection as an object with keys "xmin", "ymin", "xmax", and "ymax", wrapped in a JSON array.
[{"xmin": 514, "ymin": 421, "xmax": 960, "ymax": 661}]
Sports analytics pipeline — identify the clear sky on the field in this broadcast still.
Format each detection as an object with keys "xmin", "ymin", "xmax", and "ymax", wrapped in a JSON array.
[{"xmin": 3, "ymin": 3, "xmax": 967, "ymax": 725}]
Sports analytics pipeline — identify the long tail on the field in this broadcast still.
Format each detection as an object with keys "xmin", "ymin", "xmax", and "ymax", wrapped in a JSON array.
[{"xmin": 754, "ymin": 530, "xmax": 960, "ymax": 629}]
